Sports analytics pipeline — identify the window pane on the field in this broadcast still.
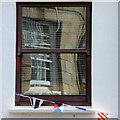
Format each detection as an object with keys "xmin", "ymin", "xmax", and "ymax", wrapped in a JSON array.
[
  {"xmin": 22, "ymin": 7, "xmax": 86, "ymax": 49},
  {"xmin": 21, "ymin": 53, "xmax": 86, "ymax": 95}
]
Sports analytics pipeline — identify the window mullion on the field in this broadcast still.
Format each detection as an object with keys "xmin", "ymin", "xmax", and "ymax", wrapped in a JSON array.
[{"xmin": 21, "ymin": 49, "xmax": 88, "ymax": 53}]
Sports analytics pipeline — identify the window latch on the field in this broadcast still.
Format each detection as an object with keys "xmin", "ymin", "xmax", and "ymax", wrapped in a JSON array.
[
  {"xmin": 17, "ymin": 53, "xmax": 22, "ymax": 57},
  {"xmin": 87, "ymin": 51, "xmax": 90, "ymax": 56}
]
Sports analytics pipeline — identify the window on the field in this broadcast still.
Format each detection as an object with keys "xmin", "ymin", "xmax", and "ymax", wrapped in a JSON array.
[{"xmin": 16, "ymin": 2, "xmax": 92, "ymax": 106}]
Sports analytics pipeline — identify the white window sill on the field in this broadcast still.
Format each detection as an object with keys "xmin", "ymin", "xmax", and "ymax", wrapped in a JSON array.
[{"xmin": 10, "ymin": 106, "xmax": 96, "ymax": 113}]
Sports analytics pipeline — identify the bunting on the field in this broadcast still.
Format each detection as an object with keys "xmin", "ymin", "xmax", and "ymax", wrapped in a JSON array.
[
  {"xmin": 33, "ymin": 98, "xmax": 44, "ymax": 109},
  {"xmin": 75, "ymin": 106, "xmax": 86, "ymax": 111},
  {"xmin": 16, "ymin": 93, "xmax": 110, "ymax": 118},
  {"xmin": 97, "ymin": 112, "xmax": 108, "ymax": 120},
  {"xmin": 52, "ymin": 103, "xmax": 64, "ymax": 113}
]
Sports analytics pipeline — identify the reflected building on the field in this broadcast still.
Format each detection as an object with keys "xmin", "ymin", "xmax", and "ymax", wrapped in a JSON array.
[{"xmin": 21, "ymin": 7, "xmax": 86, "ymax": 95}]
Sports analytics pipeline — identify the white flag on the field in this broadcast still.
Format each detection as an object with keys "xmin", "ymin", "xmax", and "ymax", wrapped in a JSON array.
[{"xmin": 32, "ymin": 98, "xmax": 44, "ymax": 109}]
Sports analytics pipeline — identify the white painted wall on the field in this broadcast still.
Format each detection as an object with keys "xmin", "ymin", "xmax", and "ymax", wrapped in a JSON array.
[
  {"xmin": 1, "ymin": 2, "xmax": 118, "ymax": 118},
  {"xmin": 92, "ymin": 2, "xmax": 118, "ymax": 118},
  {"xmin": 0, "ymin": 1, "xmax": 2, "ymax": 119}
]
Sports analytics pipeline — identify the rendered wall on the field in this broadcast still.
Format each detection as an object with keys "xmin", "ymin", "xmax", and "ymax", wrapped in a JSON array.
[{"xmin": 1, "ymin": 2, "xmax": 118, "ymax": 118}]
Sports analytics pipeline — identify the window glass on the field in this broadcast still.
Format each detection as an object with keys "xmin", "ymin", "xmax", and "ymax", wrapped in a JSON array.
[
  {"xmin": 22, "ymin": 7, "xmax": 86, "ymax": 49},
  {"xmin": 21, "ymin": 53, "xmax": 86, "ymax": 95}
]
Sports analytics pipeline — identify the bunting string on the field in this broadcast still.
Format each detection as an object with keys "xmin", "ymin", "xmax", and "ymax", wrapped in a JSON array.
[
  {"xmin": 16, "ymin": 93, "xmax": 115, "ymax": 117},
  {"xmin": 16, "ymin": 93, "xmax": 89, "ymax": 111}
]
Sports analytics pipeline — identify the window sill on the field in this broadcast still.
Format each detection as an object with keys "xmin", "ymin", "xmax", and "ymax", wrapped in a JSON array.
[{"xmin": 10, "ymin": 106, "xmax": 96, "ymax": 113}]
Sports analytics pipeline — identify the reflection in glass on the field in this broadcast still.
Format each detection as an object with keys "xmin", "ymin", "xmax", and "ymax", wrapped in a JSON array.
[
  {"xmin": 22, "ymin": 7, "xmax": 86, "ymax": 49},
  {"xmin": 21, "ymin": 53, "xmax": 86, "ymax": 95},
  {"xmin": 21, "ymin": 6, "xmax": 87, "ymax": 96}
]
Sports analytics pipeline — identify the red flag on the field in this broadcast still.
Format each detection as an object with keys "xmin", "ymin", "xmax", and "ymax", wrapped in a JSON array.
[{"xmin": 97, "ymin": 112, "xmax": 108, "ymax": 120}]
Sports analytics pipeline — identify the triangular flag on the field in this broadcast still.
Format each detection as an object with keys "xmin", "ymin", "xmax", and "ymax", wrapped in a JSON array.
[
  {"xmin": 75, "ymin": 106, "xmax": 86, "ymax": 111},
  {"xmin": 52, "ymin": 103, "xmax": 64, "ymax": 112},
  {"xmin": 97, "ymin": 112, "xmax": 108, "ymax": 120},
  {"xmin": 53, "ymin": 108, "xmax": 62, "ymax": 112},
  {"xmin": 32, "ymin": 98, "xmax": 44, "ymax": 109},
  {"xmin": 59, "ymin": 104, "xmax": 64, "ymax": 112}
]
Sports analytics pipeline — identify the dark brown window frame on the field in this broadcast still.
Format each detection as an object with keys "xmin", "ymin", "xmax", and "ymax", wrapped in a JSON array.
[{"xmin": 15, "ymin": 2, "xmax": 92, "ymax": 106}]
